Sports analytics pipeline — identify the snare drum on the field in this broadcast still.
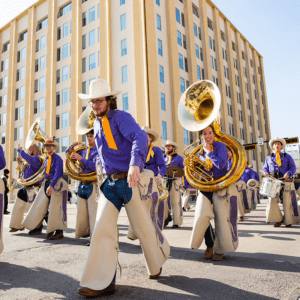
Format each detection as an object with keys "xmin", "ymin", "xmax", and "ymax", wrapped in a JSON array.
[{"xmin": 260, "ymin": 177, "xmax": 283, "ymax": 198}]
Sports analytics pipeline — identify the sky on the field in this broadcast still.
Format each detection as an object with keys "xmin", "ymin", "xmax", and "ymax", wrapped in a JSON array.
[{"xmin": 0, "ymin": 0, "xmax": 299, "ymax": 142}]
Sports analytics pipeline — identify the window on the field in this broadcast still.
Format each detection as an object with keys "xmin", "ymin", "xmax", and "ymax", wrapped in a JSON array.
[
  {"xmin": 89, "ymin": 7, "xmax": 95, "ymax": 23},
  {"xmin": 89, "ymin": 54, "xmax": 96, "ymax": 70},
  {"xmin": 181, "ymin": 13, "xmax": 185, "ymax": 27},
  {"xmin": 98, "ymin": 51, "xmax": 100, "ymax": 67},
  {"xmin": 36, "ymin": 18, "xmax": 48, "ymax": 31},
  {"xmin": 175, "ymin": 8, "xmax": 180, "ymax": 23},
  {"xmin": 56, "ymin": 115, "xmax": 60, "ymax": 129},
  {"xmin": 162, "ymin": 121, "xmax": 167, "ymax": 139},
  {"xmin": 195, "ymin": 44, "xmax": 199, "ymax": 59},
  {"xmin": 3, "ymin": 94, "xmax": 7, "ymax": 106},
  {"xmin": 62, "ymin": 66, "xmax": 68, "ymax": 81},
  {"xmin": 62, "ymin": 44, "xmax": 68, "ymax": 59},
  {"xmin": 82, "ymin": 81, "xmax": 87, "ymax": 94},
  {"xmin": 2, "ymin": 42, "xmax": 10, "ymax": 53},
  {"xmin": 58, "ymin": 2, "xmax": 72, "ymax": 18},
  {"xmin": 209, "ymin": 36, "xmax": 212, "ymax": 49},
  {"xmin": 56, "ymin": 92, "xmax": 60, "ymax": 106},
  {"xmin": 121, "ymin": 14, "xmax": 126, "ymax": 30},
  {"xmin": 211, "ymin": 56, "xmax": 214, "ymax": 69},
  {"xmin": 14, "ymin": 128, "xmax": 18, "ymax": 141},
  {"xmin": 89, "ymin": 30, "xmax": 95, "ymax": 46},
  {"xmin": 221, "ymin": 30, "xmax": 225, "ymax": 42},
  {"xmin": 198, "ymin": 27, "xmax": 202, "ymax": 40},
  {"xmin": 1, "ymin": 132, "xmax": 5, "ymax": 144},
  {"xmin": 161, "ymin": 93, "xmax": 165, "ymax": 111},
  {"xmin": 4, "ymin": 76, "xmax": 8, "ymax": 88},
  {"xmin": 4, "ymin": 58, "xmax": 8, "ymax": 70},
  {"xmin": 122, "ymin": 93, "xmax": 129, "ymax": 111},
  {"xmin": 57, "ymin": 48, "xmax": 61, "ymax": 61},
  {"xmin": 18, "ymin": 31, "xmax": 28, "ymax": 43},
  {"xmin": 207, "ymin": 18, "xmax": 213, "ymax": 31},
  {"xmin": 82, "ymin": 57, "xmax": 87, "ymax": 73},
  {"xmin": 61, "ymin": 136, "xmax": 68, "ymax": 152},
  {"xmin": 98, "ymin": 27, "xmax": 100, "ymax": 42},
  {"xmin": 15, "ymin": 108, "xmax": 18, "ymax": 121},
  {"xmin": 158, "ymin": 39, "xmax": 163, "ymax": 56},
  {"xmin": 192, "ymin": 5, "xmax": 199, "ymax": 17},
  {"xmin": 122, "ymin": 65, "xmax": 128, "ymax": 83},
  {"xmin": 62, "ymin": 22, "xmax": 69, "ymax": 38},
  {"xmin": 0, "ymin": 79, "xmax": 2, "ymax": 90},
  {"xmin": 197, "ymin": 66, "xmax": 201, "ymax": 80},
  {"xmin": 232, "ymin": 42, "xmax": 236, "ymax": 52},
  {"xmin": 20, "ymin": 86, "xmax": 25, "ymax": 99},
  {"xmin": 56, "ymin": 69, "xmax": 60, "ymax": 84},
  {"xmin": 40, "ymin": 36, "xmax": 46, "ymax": 50},
  {"xmin": 39, "ymin": 98, "xmax": 44, "ymax": 112},
  {"xmin": 21, "ymin": 48, "xmax": 26, "ymax": 61},
  {"xmin": 159, "ymin": 65, "xmax": 164, "ymax": 83},
  {"xmin": 82, "ymin": 12, "xmax": 87, "ymax": 27},
  {"xmin": 121, "ymin": 0, "xmax": 126, "ymax": 5},
  {"xmin": 194, "ymin": 23, "xmax": 197, "ymax": 37},
  {"xmin": 39, "ymin": 76, "xmax": 45, "ymax": 91},
  {"xmin": 40, "ymin": 56, "xmax": 45, "ymax": 70},
  {"xmin": 40, "ymin": 120, "xmax": 44, "ymax": 131},
  {"xmin": 57, "ymin": 27, "xmax": 61, "ymax": 40},
  {"xmin": 62, "ymin": 89, "xmax": 68, "ymax": 104},
  {"xmin": 82, "ymin": 34, "xmax": 87, "ymax": 50},
  {"xmin": 177, "ymin": 31, "xmax": 182, "ymax": 46},
  {"xmin": 121, "ymin": 39, "xmax": 127, "ymax": 56},
  {"xmin": 2, "ymin": 113, "xmax": 6, "ymax": 125},
  {"xmin": 178, "ymin": 54, "xmax": 183, "ymax": 70},
  {"xmin": 18, "ymin": 126, "xmax": 23, "ymax": 140},
  {"xmin": 242, "ymin": 51, "xmax": 245, "ymax": 60},
  {"xmin": 184, "ymin": 57, "xmax": 188, "ymax": 72},
  {"xmin": 62, "ymin": 112, "xmax": 68, "ymax": 128},
  {"xmin": 157, "ymin": 14, "xmax": 161, "ymax": 30},
  {"xmin": 183, "ymin": 129, "xmax": 189, "ymax": 145},
  {"xmin": 156, "ymin": 0, "xmax": 160, "ymax": 5},
  {"xmin": 214, "ymin": 58, "xmax": 217, "ymax": 71},
  {"xmin": 180, "ymin": 77, "xmax": 185, "ymax": 93}
]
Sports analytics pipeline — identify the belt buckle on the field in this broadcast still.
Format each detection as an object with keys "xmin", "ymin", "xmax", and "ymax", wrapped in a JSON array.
[{"xmin": 111, "ymin": 174, "xmax": 118, "ymax": 181}]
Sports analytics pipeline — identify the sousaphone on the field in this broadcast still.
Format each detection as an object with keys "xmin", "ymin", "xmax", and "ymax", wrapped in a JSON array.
[{"xmin": 16, "ymin": 118, "xmax": 48, "ymax": 186}]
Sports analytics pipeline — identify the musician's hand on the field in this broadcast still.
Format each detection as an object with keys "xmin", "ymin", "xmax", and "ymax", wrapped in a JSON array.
[
  {"xmin": 264, "ymin": 172, "xmax": 269, "ymax": 177},
  {"xmin": 127, "ymin": 165, "xmax": 141, "ymax": 188},
  {"xmin": 71, "ymin": 142, "xmax": 81, "ymax": 147},
  {"xmin": 203, "ymin": 143, "xmax": 211, "ymax": 153},
  {"xmin": 71, "ymin": 152, "xmax": 82, "ymax": 161},
  {"xmin": 284, "ymin": 173, "xmax": 289, "ymax": 179},
  {"xmin": 155, "ymin": 175, "xmax": 162, "ymax": 182},
  {"xmin": 46, "ymin": 186, "xmax": 53, "ymax": 196},
  {"xmin": 16, "ymin": 157, "xmax": 22, "ymax": 162}
]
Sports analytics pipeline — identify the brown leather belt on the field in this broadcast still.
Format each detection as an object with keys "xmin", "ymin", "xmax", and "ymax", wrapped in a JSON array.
[{"xmin": 104, "ymin": 172, "xmax": 128, "ymax": 180}]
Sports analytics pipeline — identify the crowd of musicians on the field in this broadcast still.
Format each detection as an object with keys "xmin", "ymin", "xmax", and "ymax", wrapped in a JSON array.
[{"xmin": 0, "ymin": 79, "xmax": 299, "ymax": 297}]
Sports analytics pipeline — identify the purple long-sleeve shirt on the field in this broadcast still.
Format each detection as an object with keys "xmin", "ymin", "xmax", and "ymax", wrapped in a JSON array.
[
  {"xmin": 17, "ymin": 149, "xmax": 42, "ymax": 182},
  {"xmin": 94, "ymin": 109, "xmax": 148, "ymax": 174},
  {"xmin": 65, "ymin": 145, "xmax": 97, "ymax": 174},
  {"xmin": 263, "ymin": 152, "xmax": 296, "ymax": 177},
  {"xmin": 251, "ymin": 169, "xmax": 259, "ymax": 181},
  {"xmin": 164, "ymin": 153, "xmax": 184, "ymax": 169},
  {"xmin": 199, "ymin": 140, "xmax": 228, "ymax": 179},
  {"xmin": 145, "ymin": 146, "xmax": 167, "ymax": 177},
  {"xmin": 240, "ymin": 167, "xmax": 259, "ymax": 184},
  {"xmin": 44, "ymin": 152, "xmax": 64, "ymax": 187},
  {"xmin": 0, "ymin": 145, "xmax": 6, "ymax": 170}
]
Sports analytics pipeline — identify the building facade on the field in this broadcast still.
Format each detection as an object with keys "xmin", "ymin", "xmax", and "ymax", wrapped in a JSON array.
[{"xmin": 0, "ymin": 0, "xmax": 271, "ymax": 180}]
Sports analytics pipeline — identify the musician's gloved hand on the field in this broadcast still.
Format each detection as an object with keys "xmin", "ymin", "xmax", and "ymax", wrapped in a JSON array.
[
  {"xmin": 264, "ymin": 172, "xmax": 269, "ymax": 177},
  {"xmin": 155, "ymin": 174, "xmax": 162, "ymax": 182},
  {"xmin": 284, "ymin": 173, "xmax": 289, "ymax": 179},
  {"xmin": 128, "ymin": 165, "xmax": 141, "ymax": 188}
]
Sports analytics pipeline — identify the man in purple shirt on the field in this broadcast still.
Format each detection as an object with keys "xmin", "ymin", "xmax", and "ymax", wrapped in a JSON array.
[
  {"xmin": 77, "ymin": 80, "xmax": 169, "ymax": 297},
  {"xmin": 22, "ymin": 139, "xmax": 68, "ymax": 240},
  {"xmin": 66, "ymin": 129, "xmax": 98, "ymax": 243},
  {"xmin": 0, "ymin": 145, "xmax": 6, "ymax": 255},
  {"xmin": 9, "ymin": 145, "xmax": 42, "ymax": 232},
  {"xmin": 263, "ymin": 137, "xmax": 299, "ymax": 227},
  {"xmin": 164, "ymin": 140, "xmax": 184, "ymax": 228}
]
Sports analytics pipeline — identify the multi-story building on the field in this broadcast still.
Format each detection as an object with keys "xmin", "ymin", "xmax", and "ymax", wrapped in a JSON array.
[{"xmin": 0, "ymin": 0, "xmax": 271, "ymax": 181}]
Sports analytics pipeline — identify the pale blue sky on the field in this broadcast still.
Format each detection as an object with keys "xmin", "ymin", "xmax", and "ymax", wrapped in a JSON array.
[{"xmin": 0, "ymin": 0, "xmax": 299, "ymax": 141}]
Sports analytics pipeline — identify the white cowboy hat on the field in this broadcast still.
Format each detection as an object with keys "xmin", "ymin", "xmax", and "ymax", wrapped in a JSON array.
[
  {"xmin": 164, "ymin": 140, "xmax": 178, "ymax": 150},
  {"xmin": 142, "ymin": 126, "xmax": 159, "ymax": 142},
  {"xmin": 78, "ymin": 79, "xmax": 121, "ymax": 102},
  {"xmin": 269, "ymin": 137, "xmax": 286, "ymax": 150},
  {"xmin": 42, "ymin": 138, "xmax": 60, "ymax": 149}
]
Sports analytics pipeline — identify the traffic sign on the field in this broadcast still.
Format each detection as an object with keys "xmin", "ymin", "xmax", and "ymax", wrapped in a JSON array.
[
  {"xmin": 244, "ymin": 144, "xmax": 256, "ymax": 151},
  {"xmin": 284, "ymin": 137, "xmax": 298, "ymax": 144},
  {"xmin": 257, "ymin": 138, "xmax": 264, "ymax": 146}
]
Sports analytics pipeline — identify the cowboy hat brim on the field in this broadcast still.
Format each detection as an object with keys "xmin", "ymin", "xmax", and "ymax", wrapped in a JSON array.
[
  {"xmin": 42, "ymin": 141, "xmax": 60, "ymax": 149},
  {"xmin": 142, "ymin": 127, "xmax": 159, "ymax": 142},
  {"xmin": 165, "ymin": 140, "xmax": 178, "ymax": 150},
  {"xmin": 269, "ymin": 138, "xmax": 286, "ymax": 150},
  {"xmin": 78, "ymin": 91, "xmax": 122, "ymax": 101}
]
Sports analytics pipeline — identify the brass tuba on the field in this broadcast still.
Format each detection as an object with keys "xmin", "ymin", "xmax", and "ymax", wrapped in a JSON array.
[
  {"xmin": 16, "ymin": 118, "xmax": 48, "ymax": 186},
  {"xmin": 64, "ymin": 106, "xmax": 97, "ymax": 182},
  {"xmin": 178, "ymin": 80, "xmax": 246, "ymax": 192}
]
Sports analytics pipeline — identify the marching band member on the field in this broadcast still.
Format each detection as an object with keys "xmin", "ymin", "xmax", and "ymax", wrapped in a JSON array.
[
  {"xmin": 22, "ymin": 138, "xmax": 68, "ymax": 239},
  {"xmin": 77, "ymin": 80, "xmax": 169, "ymax": 297},
  {"xmin": 9, "ymin": 145, "xmax": 42, "ymax": 232},
  {"xmin": 0, "ymin": 145, "xmax": 6, "ymax": 254},
  {"xmin": 2, "ymin": 169, "xmax": 10, "ymax": 215},
  {"xmin": 164, "ymin": 140, "xmax": 184, "ymax": 228},
  {"xmin": 263, "ymin": 137, "xmax": 299, "ymax": 227},
  {"xmin": 248, "ymin": 166, "xmax": 260, "ymax": 204},
  {"xmin": 66, "ymin": 130, "xmax": 98, "ymax": 243},
  {"xmin": 190, "ymin": 125, "xmax": 239, "ymax": 261}
]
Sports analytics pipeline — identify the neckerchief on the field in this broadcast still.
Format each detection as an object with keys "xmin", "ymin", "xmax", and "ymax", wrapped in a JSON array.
[
  {"xmin": 100, "ymin": 116, "xmax": 118, "ymax": 150},
  {"xmin": 146, "ymin": 144, "xmax": 154, "ymax": 163}
]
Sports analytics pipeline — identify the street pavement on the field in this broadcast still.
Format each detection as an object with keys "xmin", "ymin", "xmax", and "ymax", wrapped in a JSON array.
[{"xmin": 0, "ymin": 199, "xmax": 300, "ymax": 300}]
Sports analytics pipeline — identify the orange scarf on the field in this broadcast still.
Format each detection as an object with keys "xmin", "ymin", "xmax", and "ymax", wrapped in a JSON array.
[
  {"xmin": 205, "ymin": 144, "xmax": 214, "ymax": 170},
  {"xmin": 46, "ymin": 153, "xmax": 53, "ymax": 175},
  {"xmin": 275, "ymin": 151, "xmax": 281, "ymax": 167},
  {"xmin": 146, "ymin": 144, "xmax": 154, "ymax": 163},
  {"xmin": 166, "ymin": 153, "xmax": 174, "ymax": 165},
  {"xmin": 85, "ymin": 144, "xmax": 95, "ymax": 160},
  {"xmin": 100, "ymin": 116, "xmax": 118, "ymax": 150}
]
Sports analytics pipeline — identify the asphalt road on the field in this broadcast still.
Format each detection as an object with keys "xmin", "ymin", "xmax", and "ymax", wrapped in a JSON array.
[{"xmin": 0, "ymin": 199, "xmax": 300, "ymax": 300}]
